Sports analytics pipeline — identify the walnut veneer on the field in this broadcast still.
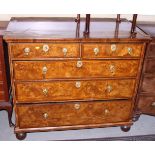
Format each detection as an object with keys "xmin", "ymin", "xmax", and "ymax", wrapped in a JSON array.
[{"xmin": 4, "ymin": 17, "xmax": 150, "ymax": 140}]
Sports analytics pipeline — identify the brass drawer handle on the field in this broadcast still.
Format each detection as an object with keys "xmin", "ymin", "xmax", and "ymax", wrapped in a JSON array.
[
  {"xmin": 42, "ymin": 88, "xmax": 48, "ymax": 96},
  {"xmin": 43, "ymin": 44, "xmax": 49, "ymax": 53},
  {"xmin": 109, "ymin": 64, "xmax": 115, "ymax": 74},
  {"xmin": 75, "ymin": 81, "xmax": 81, "ymax": 88},
  {"xmin": 106, "ymin": 85, "xmax": 113, "ymax": 93},
  {"xmin": 74, "ymin": 103, "xmax": 80, "ymax": 110},
  {"xmin": 111, "ymin": 44, "xmax": 116, "ymax": 52},
  {"xmin": 42, "ymin": 66, "xmax": 48, "ymax": 75},
  {"xmin": 151, "ymin": 102, "xmax": 155, "ymax": 107},
  {"xmin": 24, "ymin": 47, "xmax": 30, "ymax": 55},
  {"xmin": 76, "ymin": 61, "xmax": 83, "ymax": 68},
  {"xmin": 62, "ymin": 48, "xmax": 68, "ymax": 56},
  {"xmin": 93, "ymin": 47, "xmax": 99, "ymax": 55},
  {"xmin": 43, "ymin": 113, "xmax": 48, "ymax": 119},
  {"xmin": 128, "ymin": 47, "xmax": 133, "ymax": 55}
]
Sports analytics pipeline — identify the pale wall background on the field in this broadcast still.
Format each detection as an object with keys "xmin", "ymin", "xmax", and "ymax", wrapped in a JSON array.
[{"xmin": 0, "ymin": 14, "xmax": 155, "ymax": 21}]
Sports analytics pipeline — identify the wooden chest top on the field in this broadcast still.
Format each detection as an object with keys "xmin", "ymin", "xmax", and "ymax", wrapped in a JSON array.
[{"xmin": 4, "ymin": 17, "xmax": 150, "ymax": 42}]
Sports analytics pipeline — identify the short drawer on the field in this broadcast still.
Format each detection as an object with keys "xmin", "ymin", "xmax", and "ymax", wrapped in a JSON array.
[
  {"xmin": 138, "ymin": 95, "xmax": 155, "ymax": 115},
  {"xmin": 144, "ymin": 59, "xmax": 155, "ymax": 74},
  {"xmin": 10, "ymin": 43, "xmax": 80, "ymax": 58},
  {"xmin": 141, "ymin": 76, "xmax": 155, "ymax": 94},
  {"xmin": 82, "ymin": 43, "xmax": 143, "ymax": 58},
  {"xmin": 13, "ymin": 60, "xmax": 139, "ymax": 80},
  {"xmin": 15, "ymin": 79, "xmax": 135, "ymax": 103},
  {"xmin": 16, "ymin": 100, "xmax": 132, "ymax": 128}
]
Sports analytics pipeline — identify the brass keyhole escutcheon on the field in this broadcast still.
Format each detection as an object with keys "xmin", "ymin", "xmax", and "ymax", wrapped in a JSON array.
[
  {"xmin": 76, "ymin": 61, "xmax": 83, "ymax": 68},
  {"xmin": 43, "ymin": 44, "xmax": 49, "ymax": 53}
]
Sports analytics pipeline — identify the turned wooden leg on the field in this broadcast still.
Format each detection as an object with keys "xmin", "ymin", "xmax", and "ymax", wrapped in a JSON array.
[
  {"xmin": 16, "ymin": 133, "xmax": 27, "ymax": 140},
  {"xmin": 121, "ymin": 126, "xmax": 131, "ymax": 132}
]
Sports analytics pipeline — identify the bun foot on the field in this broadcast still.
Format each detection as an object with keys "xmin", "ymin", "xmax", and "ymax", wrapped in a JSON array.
[
  {"xmin": 16, "ymin": 133, "xmax": 27, "ymax": 140},
  {"xmin": 121, "ymin": 126, "xmax": 131, "ymax": 132}
]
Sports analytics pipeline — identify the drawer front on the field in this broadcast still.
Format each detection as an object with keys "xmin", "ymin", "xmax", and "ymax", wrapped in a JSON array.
[
  {"xmin": 0, "ymin": 91, "xmax": 5, "ymax": 101},
  {"xmin": 15, "ymin": 79, "xmax": 135, "ymax": 103},
  {"xmin": 82, "ymin": 43, "xmax": 143, "ymax": 58},
  {"xmin": 144, "ymin": 59, "xmax": 155, "ymax": 74},
  {"xmin": 17, "ymin": 101, "xmax": 132, "ymax": 128},
  {"xmin": 138, "ymin": 96, "xmax": 155, "ymax": 115},
  {"xmin": 147, "ymin": 43, "xmax": 155, "ymax": 57},
  {"xmin": 141, "ymin": 76, "xmax": 155, "ymax": 94},
  {"xmin": 11, "ymin": 43, "xmax": 80, "ymax": 58},
  {"xmin": 13, "ymin": 60, "xmax": 139, "ymax": 80}
]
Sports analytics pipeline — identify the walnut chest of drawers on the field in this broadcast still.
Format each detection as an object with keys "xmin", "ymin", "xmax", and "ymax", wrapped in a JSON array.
[{"xmin": 4, "ymin": 18, "xmax": 150, "ymax": 140}]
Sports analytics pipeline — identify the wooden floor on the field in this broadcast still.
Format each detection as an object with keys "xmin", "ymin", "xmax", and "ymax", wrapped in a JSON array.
[{"xmin": 0, "ymin": 110, "xmax": 155, "ymax": 141}]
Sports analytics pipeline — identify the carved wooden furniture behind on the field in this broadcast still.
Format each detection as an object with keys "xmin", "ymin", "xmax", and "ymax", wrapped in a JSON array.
[
  {"xmin": 0, "ymin": 23, "xmax": 13, "ymax": 127},
  {"xmin": 136, "ymin": 23, "xmax": 155, "ymax": 117},
  {"xmin": 4, "ymin": 17, "xmax": 150, "ymax": 140}
]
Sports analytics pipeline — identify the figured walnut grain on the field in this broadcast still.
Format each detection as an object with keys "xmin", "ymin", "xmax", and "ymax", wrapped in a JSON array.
[
  {"xmin": 11, "ymin": 43, "xmax": 80, "ymax": 58},
  {"xmin": 13, "ymin": 60, "xmax": 139, "ymax": 80},
  {"xmin": 15, "ymin": 79, "xmax": 136, "ymax": 103},
  {"xmin": 82, "ymin": 43, "xmax": 143, "ymax": 58},
  {"xmin": 17, "ymin": 100, "xmax": 133, "ymax": 128}
]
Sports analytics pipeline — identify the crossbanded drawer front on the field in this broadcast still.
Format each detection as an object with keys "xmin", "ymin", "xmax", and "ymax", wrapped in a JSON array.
[
  {"xmin": 10, "ymin": 43, "xmax": 80, "ymax": 58},
  {"xmin": 82, "ymin": 43, "xmax": 143, "ymax": 58},
  {"xmin": 13, "ymin": 60, "xmax": 139, "ymax": 80},
  {"xmin": 16, "ymin": 101, "xmax": 132, "ymax": 128},
  {"xmin": 138, "ymin": 95, "xmax": 155, "ymax": 115},
  {"xmin": 141, "ymin": 76, "xmax": 155, "ymax": 94},
  {"xmin": 15, "ymin": 79, "xmax": 135, "ymax": 103}
]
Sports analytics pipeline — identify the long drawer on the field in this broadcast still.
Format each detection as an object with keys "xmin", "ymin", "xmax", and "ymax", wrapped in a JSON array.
[
  {"xmin": 16, "ymin": 100, "xmax": 133, "ymax": 128},
  {"xmin": 10, "ymin": 43, "xmax": 80, "ymax": 58},
  {"xmin": 138, "ymin": 95, "xmax": 155, "ymax": 115},
  {"xmin": 13, "ymin": 60, "xmax": 139, "ymax": 80},
  {"xmin": 15, "ymin": 79, "xmax": 136, "ymax": 103},
  {"xmin": 82, "ymin": 43, "xmax": 143, "ymax": 58}
]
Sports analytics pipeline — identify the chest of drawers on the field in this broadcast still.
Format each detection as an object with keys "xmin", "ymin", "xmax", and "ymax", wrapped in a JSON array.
[
  {"xmin": 0, "ymin": 23, "xmax": 13, "ymax": 127},
  {"xmin": 136, "ymin": 23, "xmax": 155, "ymax": 117},
  {"xmin": 4, "ymin": 17, "xmax": 150, "ymax": 140}
]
